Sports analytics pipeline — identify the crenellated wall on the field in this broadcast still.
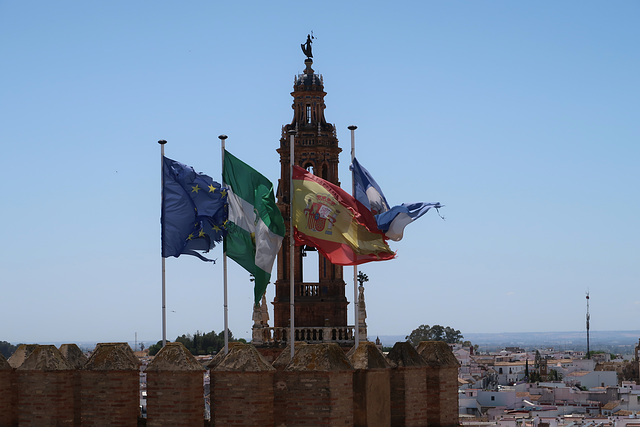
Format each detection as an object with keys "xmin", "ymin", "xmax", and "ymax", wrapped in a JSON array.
[{"xmin": 0, "ymin": 340, "xmax": 459, "ymax": 426}]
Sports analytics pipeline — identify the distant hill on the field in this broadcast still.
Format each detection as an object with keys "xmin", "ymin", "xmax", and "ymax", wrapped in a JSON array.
[{"xmin": 376, "ymin": 330, "xmax": 640, "ymax": 354}]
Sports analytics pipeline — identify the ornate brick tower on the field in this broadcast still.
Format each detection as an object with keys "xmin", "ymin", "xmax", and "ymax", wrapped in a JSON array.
[{"xmin": 272, "ymin": 54, "xmax": 350, "ymax": 336}]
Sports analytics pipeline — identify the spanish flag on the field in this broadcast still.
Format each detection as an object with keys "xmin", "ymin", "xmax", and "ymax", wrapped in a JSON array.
[{"xmin": 292, "ymin": 165, "xmax": 395, "ymax": 265}]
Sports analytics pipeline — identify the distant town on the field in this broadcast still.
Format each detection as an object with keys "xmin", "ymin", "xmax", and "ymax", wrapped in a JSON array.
[{"xmin": 454, "ymin": 335, "xmax": 640, "ymax": 427}]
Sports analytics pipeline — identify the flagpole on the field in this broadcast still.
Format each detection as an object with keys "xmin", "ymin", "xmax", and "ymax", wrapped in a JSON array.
[
  {"xmin": 348, "ymin": 125, "xmax": 359, "ymax": 349},
  {"xmin": 159, "ymin": 139, "xmax": 168, "ymax": 347},
  {"xmin": 289, "ymin": 129, "xmax": 296, "ymax": 359},
  {"xmin": 219, "ymin": 134, "xmax": 229, "ymax": 355}
]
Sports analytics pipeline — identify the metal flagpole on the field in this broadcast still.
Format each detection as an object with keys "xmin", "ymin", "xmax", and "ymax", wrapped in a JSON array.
[
  {"xmin": 219, "ymin": 134, "xmax": 229, "ymax": 355},
  {"xmin": 348, "ymin": 126, "xmax": 359, "ymax": 349},
  {"xmin": 289, "ymin": 129, "xmax": 296, "ymax": 359},
  {"xmin": 158, "ymin": 139, "xmax": 168, "ymax": 347}
]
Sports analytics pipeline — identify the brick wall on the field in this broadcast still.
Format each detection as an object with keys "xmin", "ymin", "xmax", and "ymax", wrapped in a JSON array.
[
  {"xmin": 212, "ymin": 343, "xmax": 275, "ymax": 426},
  {"xmin": 16, "ymin": 345, "xmax": 75, "ymax": 426},
  {"xmin": 0, "ymin": 353, "xmax": 17, "ymax": 427},
  {"xmin": 80, "ymin": 343, "xmax": 140, "ymax": 426},
  {"xmin": 2, "ymin": 341, "xmax": 461, "ymax": 426},
  {"xmin": 425, "ymin": 365, "xmax": 459, "ymax": 427},
  {"xmin": 275, "ymin": 343, "xmax": 354, "ymax": 426},
  {"xmin": 388, "ymin": 341, "xmax": 430, "ymax": 426},
  {"xmin": 349, "ymin": 341, "xmax": 392, "ymax": 427},
  {"xmin": 213, "ymin": 371, "xmax": 274, "ymax": 425},
  {"xmin": 146, "ymin": 342, "xmax": 205, "ymax": 427},
  {"xmin": 418, "ymin": 341, "xmax": 460, "ymax": 427}
]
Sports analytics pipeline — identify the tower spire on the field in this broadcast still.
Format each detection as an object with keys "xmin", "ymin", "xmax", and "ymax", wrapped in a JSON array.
[{"xmin": 271, "ymin": 39, "xmax": 348, "ymax": 342}]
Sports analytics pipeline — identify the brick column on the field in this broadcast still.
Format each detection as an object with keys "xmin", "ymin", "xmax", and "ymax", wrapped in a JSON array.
[
  {"xmin": 59, "ymin": 343, "xmax": 88, "ymax": 426},
  {"xmin": 417, "ymin": 341, "xmax": 460, "ymax": 427},
  {"xmin": 274, "ymin": 343, "xmax": 354, "ymax": 426},
  {"xmin": 0, "ymin": 353, "xmax": 17, "ymax": 427},
  {"xmin": 387, "ymin": 341, "xmax": 429, "ymax": 427},
  {"xmin": 212, "ymin": 343, "xmax": 275, "ymax": 426},
  {"xmin": 17, "ymin": 345, "xmax": 75, "ymax": 426},
  {"xmin": 80, "ymin": 342, "xmax": 141, "ymax": 426},
  {"xmin": 348, "ymin": 341, "xmax": 391, "ymax": 427},
  {"xmin": 146, "ymin": 342, "xmax": 205, "ymax": 427}
]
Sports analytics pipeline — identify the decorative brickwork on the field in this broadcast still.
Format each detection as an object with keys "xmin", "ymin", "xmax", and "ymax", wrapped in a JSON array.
[
  {"xmin": 146, "ymin": 342, "xmax": 204, "ymax": 427},
  {"xmin": 17, "ymin": 345, "xmax": 75, "ymax": 426},
  {"xmin": 417, "ymin": 341, "xmax": 460, "ymax": 427},
  {"xmin": 212, "ymin": 343, "xmax": 275, "ymax": 426},
  {"xmin": 387, "ymin": 341, "xmax": 429, "ymax": 426},
  {"xmin": 80, "ymin": 342, "xmax": 140, "ymax": 426}
]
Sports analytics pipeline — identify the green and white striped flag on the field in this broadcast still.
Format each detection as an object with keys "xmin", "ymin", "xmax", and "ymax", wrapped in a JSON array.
[{"xmin": 223, "ymin": 150, "xmax": 285, "ymax": 304}]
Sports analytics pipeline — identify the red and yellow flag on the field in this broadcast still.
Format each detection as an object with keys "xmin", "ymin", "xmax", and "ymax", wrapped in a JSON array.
[{"xmin": 292, "ymin": 165, "xmax": 395, "ymax": 265}]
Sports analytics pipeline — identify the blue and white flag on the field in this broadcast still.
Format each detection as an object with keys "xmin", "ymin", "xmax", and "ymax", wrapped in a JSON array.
[
  {"xmin": 351, "ymin": 157, "xmax": 390, "ymax": 215},
  {"xmin": 350, "ymin": 157, "xmax": 442, "ymax": 241}
]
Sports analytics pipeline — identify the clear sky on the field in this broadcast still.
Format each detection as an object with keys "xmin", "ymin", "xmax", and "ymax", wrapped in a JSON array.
[{"xmin": 1, "ymin": 1, "xmax": 638, "ymax": 345}]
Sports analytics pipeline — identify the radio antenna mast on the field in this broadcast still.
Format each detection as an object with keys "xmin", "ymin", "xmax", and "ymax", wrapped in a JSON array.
[{"xmin": 586, "ymin": 291, "xmax": 591, "ymax": 359}]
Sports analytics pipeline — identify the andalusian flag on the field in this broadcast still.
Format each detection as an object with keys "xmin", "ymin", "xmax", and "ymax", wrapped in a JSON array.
[
  {"xmin": 223, "ymin": 150, "xmax": 285, "ymax": 304},
  {"xmin": 292, "ymin": 165, "xmax": 395, "ymax": 265}
]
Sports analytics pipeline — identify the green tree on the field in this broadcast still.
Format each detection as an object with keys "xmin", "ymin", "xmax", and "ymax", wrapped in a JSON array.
[
  {"xmin": 621, "ymin": 360, "xmax": 639, "ymax": 382},
  {"xmin": 148, "ymin": 329, "xmax": 240, "ymax": 356},
  {"xmin": 406, "ymin": 324, "xmax": 464, "ymax": 346},
  {"xmin": 0, "ymin": 341, "xmax": 18, "ymax": 359},
  {"xmin": 548, "ymin": 369, "xmax": 562, "ymax": 381}
]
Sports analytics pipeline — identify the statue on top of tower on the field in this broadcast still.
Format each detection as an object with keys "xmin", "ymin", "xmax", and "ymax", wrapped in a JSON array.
[{"xmin": 301, "ymin": 34, "xmax": 313, "ymax": 58}]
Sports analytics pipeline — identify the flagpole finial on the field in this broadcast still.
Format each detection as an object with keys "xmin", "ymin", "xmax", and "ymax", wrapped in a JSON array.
[
  {"xmin": 218, "ymin": 135, "xmax": 228, "ymax": 141},
  {"xmin": 158, "ymin": 140, "xmax": 167, "ymax": 145},
  {"xmin": 348, "ymin": 125, "xmax": 357, "ymax": 131}
]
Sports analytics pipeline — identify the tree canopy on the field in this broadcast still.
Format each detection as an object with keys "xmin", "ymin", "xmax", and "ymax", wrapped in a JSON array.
[
  {"xmin": 0, "ymin": 341, "xmax": 18, "ymax": 359},
  {"xmin": 406, "ymin": 324, "xmax": 464, "ymax": 346},
  {"xmin": 148, "ymin": 330, "xmax": 245, "ymax": 356}
]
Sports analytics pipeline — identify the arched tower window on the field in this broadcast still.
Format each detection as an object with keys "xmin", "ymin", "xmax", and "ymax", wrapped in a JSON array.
[{"xmin": 306, "ymin": 105, "xmax": 312, "ymax": 124}]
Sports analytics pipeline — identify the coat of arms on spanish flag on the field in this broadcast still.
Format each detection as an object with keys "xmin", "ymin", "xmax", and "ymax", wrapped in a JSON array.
[{"xmin": 292, "ymin": 165, "xmax": 395, "ymax": 265}]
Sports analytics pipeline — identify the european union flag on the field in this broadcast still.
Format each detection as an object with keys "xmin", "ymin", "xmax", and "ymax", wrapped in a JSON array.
[{"xmin": 162, "ymin": 156, "xmax": 228, "ymax": 262}]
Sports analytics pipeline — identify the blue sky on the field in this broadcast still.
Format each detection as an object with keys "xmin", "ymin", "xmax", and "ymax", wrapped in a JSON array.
[{"xmin": 1, "ymin": 1, "xmax": 638, "ymax": 345}]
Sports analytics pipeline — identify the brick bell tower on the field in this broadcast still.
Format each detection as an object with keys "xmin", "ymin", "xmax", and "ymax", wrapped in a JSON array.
[{"xmin": 272, "ymin": 49, "xmax": 349, "ymax": 335}]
